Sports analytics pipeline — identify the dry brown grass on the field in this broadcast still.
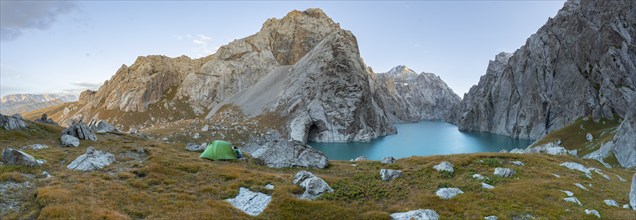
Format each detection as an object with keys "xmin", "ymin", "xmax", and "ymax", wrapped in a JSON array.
[{"xmin": 1, "ymin": 121, "xmax": 635, "ymax": 219}]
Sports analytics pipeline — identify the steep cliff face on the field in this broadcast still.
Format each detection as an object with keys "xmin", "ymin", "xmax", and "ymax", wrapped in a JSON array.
[
  {"xmin": 612, "ymin": 100, "xmax": 636, "ymax": 168},
  {"xmin": 58, "ymin": 9, "xmax": 342, "ymax": 130},
  {"xmin": 374, "ymin": 65, "xmax": 461, "ymax": 122},
  {"xmin": 456, "ymin": 0, "xmax": 636, "ymax": 139}
]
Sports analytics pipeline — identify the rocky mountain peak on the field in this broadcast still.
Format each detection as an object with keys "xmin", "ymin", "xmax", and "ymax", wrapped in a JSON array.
[{"xmin": 386, "ymin": 65, "xmax": 417, "ymax": 77}]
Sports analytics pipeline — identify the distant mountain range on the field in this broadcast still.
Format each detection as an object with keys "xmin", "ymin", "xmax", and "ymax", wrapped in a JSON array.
[{"xmin": 0, "ymin": 94, "xmax": 77, "ymax": 115}]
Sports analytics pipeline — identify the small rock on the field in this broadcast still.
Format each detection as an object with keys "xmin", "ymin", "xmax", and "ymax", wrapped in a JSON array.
[
  {"xmin": 1, "ymin": 148, "xmax": 45, "ymax": 167},
  {"xmin": 60, "ymin": 134, "xmax": 80, "ymax": 147},
  {"xmin": 380, "ymin": 169, "xmax": 403, "ymax": 181},
  {"xmin": 41, "ymin": 171, "xmax": 52, "ymax": 179},
  {"xmin": 35, "ymin": 113, "xmax": 57, "ymax": 124},
  {"xmin": 90, "ymin": 120, "xmax": 117, "ymax": 133},
  {"xmin": 510, "ymin": 148, "xmax": 526, "ymax": 154},
  {"xmin": 354, "ymin": 156, "xmax": 367, "ymax": 161},
  {"xmin": 265, "ymin": 184, "xmax": 274, "ymax": 190},
  {"xmin": 22, "ymin": 144, "xmax": 48, "ymax": 150},
  {"xmin": 586, "ymin": 133, "xmax": 593, "ymax": 142},
  {"xmin": 381, "ymin": 156, "xmax": 396, "ymax": 164},
  {"xmin": 225, "ymin": 187, "xmax": 271, "ymax": 216},
  {"xmin": 587, "ymin": 167, "xmax": 610, "ymax": 180},
  {"xmin": 584, "ymin": 209, "xmax": 600, "ymax": 218},
  {"xmin": 162, "ymin": 137, "xmax": 168, "ymax": 142},
  {"xmin": 574, "ymin": 183, "xmax": 589, "ymax": 191},
  {"xmin": 560, "ymin": 162, "xmax": 592, "ymax": 178},
  {"xmin": 293, "ymin": 171, "xmax": 333, "ymax": 200},
  {"xmin": 185, "ymin": 143, "xmax": 206, "ymax": 152},
  {"xmin": 390, "ymin": 209, "xmax": 439, "ymax": 220},
  {"xmin": 616, "ymin": 174, "xmax": 626, "ymax": 182},
  {"xmin": 510, "ymin": 161, "xmax": 524, "ymax": 166},
  {"xmin": 559, "ymin": 190, "xmax": 574, "ymax": 197},
  {"xmin": 484, "ymin": 216, "xmax": 498, "ymax": 220},
  {"xmin": 201, "ymin": 125, "xmax": 209, "ymax": 132},
  {"xmin": 499, "ymin": 149, "xmax": 508, "ymax": 153},
  {"xmin": 481, "ymin": 182, "xmax": 495, "ymax": 189},
  {"xmin": 193, "ymin": 133, "xmax": 200, "ymax": 139},
  {"xmin": 551, "ymin": 173, "xmax": 561, "ymax": 178},
  {"xmin": 67, "ymin": 147, "xmax": 115, "ymax": 171},
  {"xmin": 604, "ymin": 199, "xmax": 618, "ymax": 207},
  {"xmin": 623, "ymin": 204, "xmax": 630, "ymax": 209},
  {"xmin": 473, "ymin": 174, "xmax": 486, "ymax": 180},
  {"xmin": 433, "ymin": 161, "xmax": 454, "ymax": 174},
  {"xmin": 493, "ymin": 168, "xmax": 515, "ymax": 178},
  {"xmin": 436, "ymin": 188, "xmax": 463, "ymax": 199},
  {"xmin": 564, "ymin": 197, "xmax": 582, "ymax": 206}
]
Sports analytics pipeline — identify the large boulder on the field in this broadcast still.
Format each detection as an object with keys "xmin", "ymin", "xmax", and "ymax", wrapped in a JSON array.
[
  {"xmin": 35, "ymin": 113, "xmax": 57, "ymax": 125},
  {"xmin": 560, "ymin": 162, "xmax": 592, "ymax": 178},
  {"xmin": 0, "ymin": 114, "xmax": 27, "ymax": 130},
  {"xmin": 390, "ymin": 209, "xmax": 440, "ymax": 220},
  {"xmin": 493, "ymin": 168, "xmax": 516, "ymax": 178},
  {"xmin": 67, "ymin": 147, "xmax": 115, "ymax": 171},
  {"xmin": 252, "ymin": 140, "xmax": 328, "ymax": 169},
  {"xmin": 435, "ymin": 188, "xmax": 463, "ymax": 199},
  {"xmin": 433, "ymin": 161, "xmax": 454, "ymax": 174},
  {"xmin": 62, "ymin": 121, "xmax": 97, "ymax": 141},
  {"xmin": 1, "ymin": 148, "xmax": 45, "ymax": 167},
  {"xmin": 292, "ymin": 171, "xmax": 333, "ymax": 200},
  {"xmin": 381, "ymin": 156, "xmax": 396, "ymax": 164},
  {"xmin": 380, "ymin": 169, "xmax": 403, "ymax": 181},
  {"xmin": 61, "ymin": 134, "xmax": 80, "ymax": 147},
  {"xmin": 225, "ymin": 187, "xmax": 271, "ymax": 216}
]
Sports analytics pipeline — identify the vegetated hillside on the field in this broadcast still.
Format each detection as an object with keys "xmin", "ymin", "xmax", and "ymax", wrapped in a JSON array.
[{"xmin": 1, "ymin": 122, "xmax": 634, "ymax": 219}]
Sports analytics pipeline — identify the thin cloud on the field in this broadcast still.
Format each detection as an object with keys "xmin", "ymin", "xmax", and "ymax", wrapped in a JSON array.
[
  {"xmin": 192, "ymin": 34, "xmax": 216, "ymax": 56},
  {"xmin": 71, "ymin": 82, "xmax": 101, "ymax": 90},
  {"xmin": 1, "ymin": 1, "xmax": 78, "ymax": 41}
]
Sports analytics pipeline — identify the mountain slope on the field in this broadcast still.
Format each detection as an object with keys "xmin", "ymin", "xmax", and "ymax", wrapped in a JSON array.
[
  {"xmin": 0, "ymin": 94, "xmax": 77, "ymax": 115},
  {"xmin": 374, "ymin": 65, "xmax": 461, "ymax": 122},
  {"xmin": 455, "ymin": 0, "xmax": 636, "ymax": 140}
]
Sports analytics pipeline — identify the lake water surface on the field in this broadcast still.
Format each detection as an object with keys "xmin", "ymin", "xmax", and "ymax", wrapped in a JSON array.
[{"xmin": 310, "ymin": 121, "xmax": 534, "ymax": 160}]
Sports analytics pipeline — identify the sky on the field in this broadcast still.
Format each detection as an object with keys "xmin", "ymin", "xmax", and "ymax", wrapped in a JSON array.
[{"xmin": 0, "ymin": 0, "xmax": 565, "ymax": 98}]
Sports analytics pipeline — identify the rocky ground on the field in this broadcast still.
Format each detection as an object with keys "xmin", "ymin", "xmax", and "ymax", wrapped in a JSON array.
[{"xmin": 1, "ymin": 119, "xmax": 635, "ymax": 219}]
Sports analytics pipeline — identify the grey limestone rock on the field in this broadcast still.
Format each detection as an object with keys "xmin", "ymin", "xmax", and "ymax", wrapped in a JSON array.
[
  {"xmin": 574, "ymin": 183, "xmax": 589, "ymax": 191},
  {"xmin": 472, "ymin": 174, "xmax": 486, "ymax": 180},
  {"xmin": 631, "ymin": 173, "xmax": 636, "ymax": 210},
  {"xmin": 0, "ymin": 114, "xmax": 27, "ymax": 130},
  {"xmin": 252, "ymin": 140, "xmax": 328, "ymax": 169},
  {"xmin": 1, "ymin": 148, "xmax": 45, "ymax": 167},
  {"xmin": 380, "ymin": 169, "xmax": 403, "ymax": 181},
  {"xmin": 510, "ymin": 161, "xmax": 525, "ymax": 166},
  {"xmin": 354, "ymin": 156, "xmax": 367, "ymax": 162},
  {"xmin": 90, "ymin": 120, "xmax": 117, "ymax": 133},
  {"xmin": 584, "ymin": 209, "xmax": 600, "ymax": 218},
  {"xmin": 560, "ymin": 162, "xmax": 592, "ymax": 178},
  {"xmin": 21, "ymin": 144, "xmax": 48, "ymax": 150},
  {"xmin": 604, "ymin": 199, "xmax": 619, "ymax": 207},
  {"xmin": 481, "ymin": 182, "xmax": 495, "ymax": 189},
  {"xmin": 612, "ymin": 100, "xmax": 636, "ymax": 168},
  {"xmin": 455, "ymin": 1, "xmax": 636, "ymax": 140},
  {"xmin": 484, "ymin": 216, "xmax": 498, "ymax": 220},
  {"xmin": 225, "ymin": 187, "xmax": 271, "ymax": 216},
  {"xmin": 564, "ymin": 197, "xmax": 582, "ymax": 206},
  {"xmin": 185, "ymin": 143, "xmax": 206, "ymax": 152},
  {"xmin": 60, "ymin": 134, "xmax": 80, "ymax": 147},
  {"xmin": 435, "ymin": 188, "xmax": 463, "ymax": 199},
  {"xmin": 381, "ymin": 156, "xmax": 395, "ymax": 164},
  {"xmin": 292, "ymin": 171, "xmax": 333, "ymax": 200},
  {"xmin": 560, "ymin": 190, "xmax": 574, "ymax": 197},
  {"xmin": 62, "ymin": 121, "xmax": 96, "ymax": 141},
  {"xmin": 67, "ymin": 147, "xmax": 115, "ymax": 171},
  {"xmin": 433, "ymin": 161, "xmax": 454, "ymax": 174},
  {"xmin": 390, "ymin": 209, "xmax": 440, "ymax": 220},
  {"xmin": 493, "ymin": 168, "xmax": 515, "ymax": 178}
]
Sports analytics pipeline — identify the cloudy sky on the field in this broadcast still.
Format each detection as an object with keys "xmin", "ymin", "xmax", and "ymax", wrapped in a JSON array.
[{"xmin": 0, "ymin": 1, "xmax": 565, "ymax": 97}]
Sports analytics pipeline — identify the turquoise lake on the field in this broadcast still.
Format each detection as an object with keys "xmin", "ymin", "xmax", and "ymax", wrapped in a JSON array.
[{"xmin": 310, "ymin": 121, "xmax": 534, "ymax": 160}]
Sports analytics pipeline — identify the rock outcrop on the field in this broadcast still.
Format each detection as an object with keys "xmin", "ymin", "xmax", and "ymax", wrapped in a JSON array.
[
  {"xmin": 455, "ymin": 0, "xmax": 636, "ymax": 139},
  {"xmin": 381, "ymin": 156, "xmax": 395, "ymax": 164},
  {"xmin": 35, "ymin": 113, "xmax": 57, "ymax": 125},
  {"xmin": 62, "ymin": 121, "xmax": 96, "ymax": 141},
  {"xmin": 60, "ymin": 134, "xmax": 80, "ymax": 147},
  {"xmin": 493, "ymin": 168, "xmax": 516, "ymax": 178},
  {"xmin": 612, "ymin": 100, "xmax": 636, "ymax": 168},
  {"xmin": 252, "ymin": 140, "xmax": 329, "ymax": 168},
  {"xmin": 433, "ymin": 161, "xmax": 454, "ymax": 174},
  {"xmin": 1, "ymin": 148, "xmax": 45, "ymax": 167},
  {"xmin": 380, "ymin": 169, "xmax": 403, "ymax": 181},
  {"xmin": 0, "ymin": 114, "xmax": 27, "ymax": 130},
  {"xmin": 292, "ymin": 171, "xmax": 333, "ymax": 200},
  {"xmin": 67, "ymin": 147, "xmax": 115, "ymax": 171},
  {"xmin": 560, "ymin": 162, "xmax": 592, "ymax": 178},
  {"xmin": 630, "ymin": 173, "xmax": 635, "ymax": 210},
  {"xmin": 89, "ymin": 120, "xmax": 117, "ymax": 133},
  {"xmin": 185, "ymin": 143, "xmax": 206, "ymax": 152},
  {"xmin": 225, "ymin": 187, "xmax": 271, "ymax": 216},
  {"xmin": 564, "ymin": 197, "xmax": 582, "ymax": 206},
  {"xmin": 436, "ymin": 188, "xmax": 463, "ymax": 199},
  {"xmin": 390, "ymin": 209, "xmax": 440, "ymax": 220},
  {"xmin": 374, "ymin": 65, "xmax": 460, "ymax": 122}
]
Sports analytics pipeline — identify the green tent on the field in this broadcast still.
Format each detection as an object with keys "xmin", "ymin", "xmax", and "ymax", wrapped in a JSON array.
[{"xmin": 200, "ymin": 140, "xmax": 237, "ymax": 160}]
